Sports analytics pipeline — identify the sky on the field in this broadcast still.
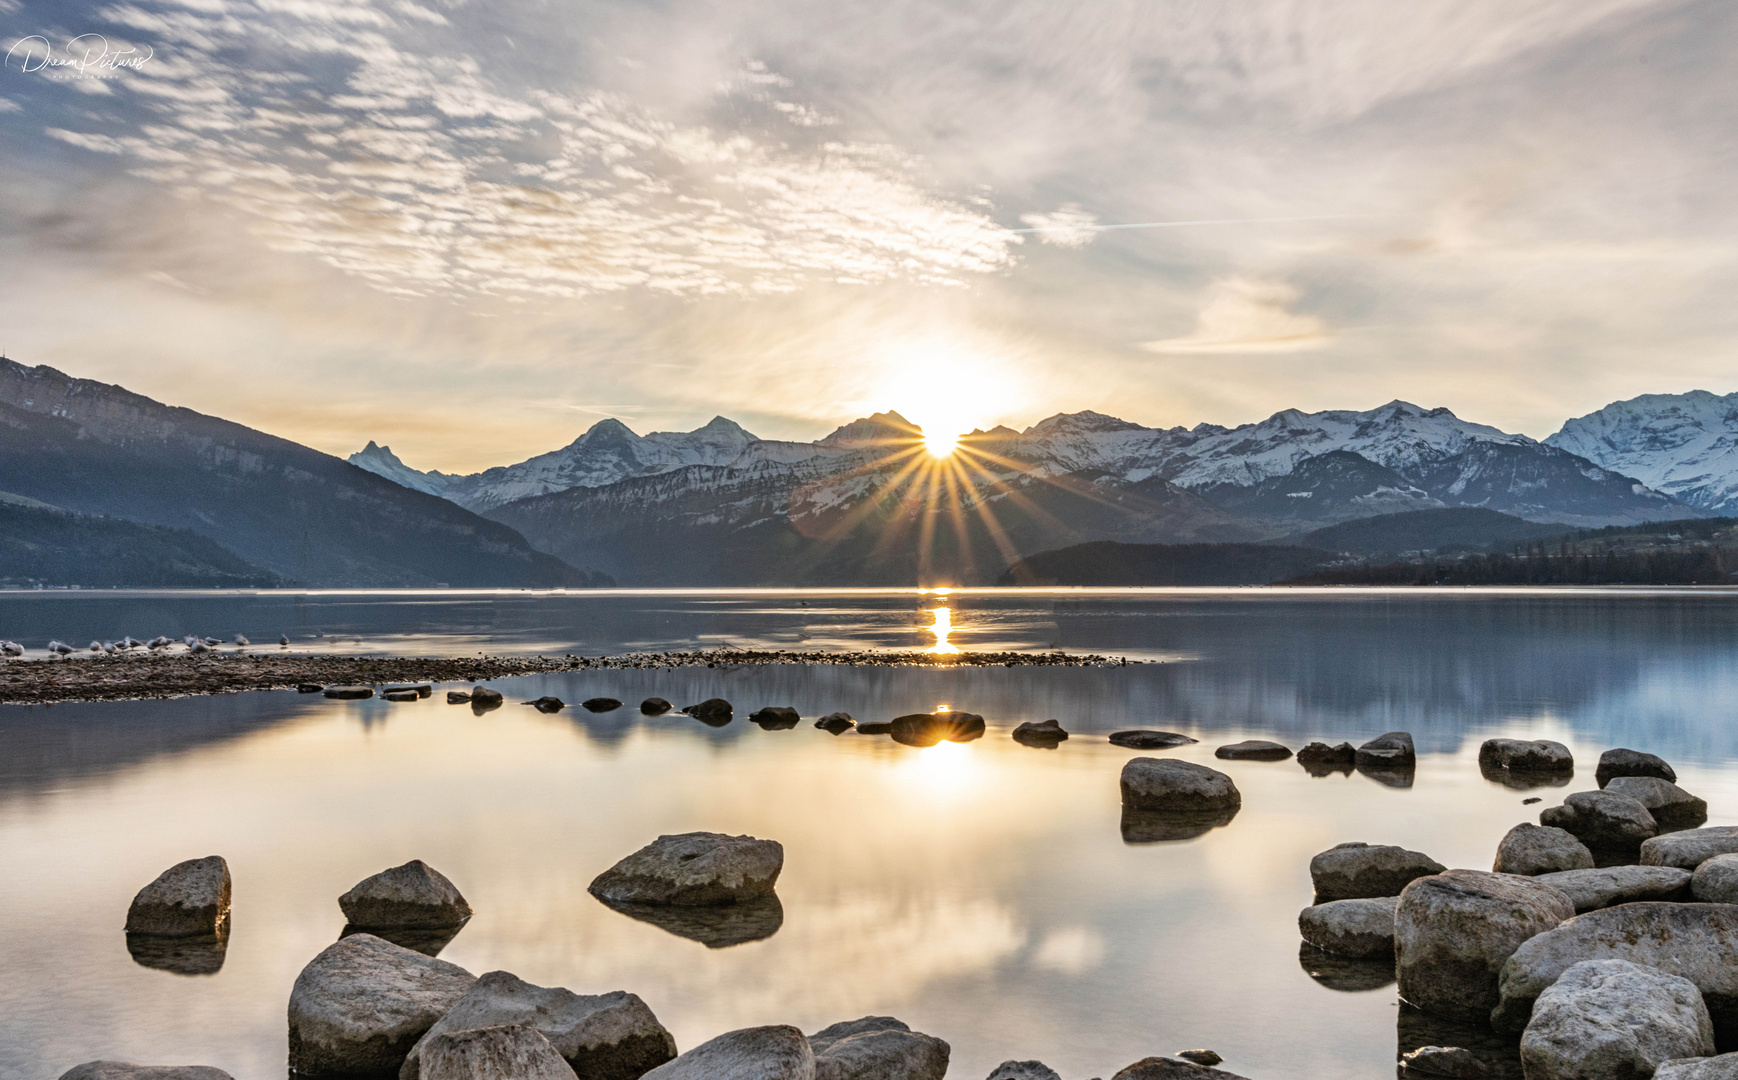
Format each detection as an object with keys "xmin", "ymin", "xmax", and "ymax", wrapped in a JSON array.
[{"xmin": 3, "ymin": 0, "xmax": 1737, "ymax": 473}]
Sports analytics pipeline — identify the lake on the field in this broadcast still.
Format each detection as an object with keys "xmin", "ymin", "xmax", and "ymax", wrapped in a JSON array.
[{"xmin": 3, "ymin": 587, "xmax": 1738, "ymax": 1079}]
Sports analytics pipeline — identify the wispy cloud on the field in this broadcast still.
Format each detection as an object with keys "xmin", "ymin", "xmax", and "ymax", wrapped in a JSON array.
[{"xmin": 1141, "ymin": 276, "xmax": 1330, "ymax": 354}]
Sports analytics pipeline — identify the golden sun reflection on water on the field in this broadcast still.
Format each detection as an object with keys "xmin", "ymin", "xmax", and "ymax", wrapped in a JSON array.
[{"xmin": 925, "ymin": 606, "xmax": 960, "ymax": 654}]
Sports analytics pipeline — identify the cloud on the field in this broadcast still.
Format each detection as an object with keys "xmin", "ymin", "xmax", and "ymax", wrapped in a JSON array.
[
  {"xmin": 1018, "ymin": 203, "xmax": 1099, "ymax": 248},
  {"xmin": 1141, "ymin": 276, "xmax": 1331, "ymax": 354}
]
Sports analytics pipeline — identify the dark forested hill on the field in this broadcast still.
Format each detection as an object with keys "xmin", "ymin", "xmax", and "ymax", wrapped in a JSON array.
[
  {"xmin": 997, "ymin": 541, "xmax": 1335, "ymax": 586},
  {"xmin": 0, "ymin": 501, "xmax": 280, "ymax": 587}
]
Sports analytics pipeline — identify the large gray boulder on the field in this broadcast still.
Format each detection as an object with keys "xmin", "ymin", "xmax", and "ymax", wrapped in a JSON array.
[
  {"xmin": 640, "ymin": 1025, "xmax": 814, "ymax": 1080},
  {"xmin": 1533, "ymin": 866, "xmax": 1691, "ymax": 912},
  {"xmin": 589, "ymin": 833, "xmax": 783, "ymax": 906},
  {"xmin": 1695, "ymin": 854, "xmax": 1738, "ymax": 904},
  {"xmin": 1110, "ymin": 1060, "xmax": 1253, "ymax": 1079},
  {"xmin": 124, "ymin": 857, "xmax": 231, "ymax": 937},
  {"xmin": 1519, "ymin": 959, "xmax": 1714, "ymax": 1080},
  {"xmin": 340, "ymin": 860, "xmax": 471, "ymax": 930},
  {"xmin": 1310, "ymin": 842, "xmax": 1445, "ymax": 902},
  {"xmin": 1479, "ymin": 739, "xmax": 1573, "ymax": 772},
  {"xmin": 1395, "ymin": 870, "xmax": 1575, "ymax": 1021},
  {"xmin": 417, "ymin": 1025, "xmax": 575, "ymax": 1080},
  {"xmin": 1494, "ymin": 903, "xmax": 1738, "ymax": 1038},
  {"xmin": 1493, "ymin": 824, "xmax": 1593, "ymax": 876},
  {"xmin": 1657, "ymin": 1054, "xmax": 1738, "ymax": 1079},
  {"xmin": 1298, "ymin": 896, "xmax": 1397, "ymax": 957},
  {"xmin": 1119, "ymin": 759, "xmax": 1240, "ymax": 814},
  {"xmin": 287, "ymin": 933, "xmax": 477, "ymax": 1076},
  {"xmin": 58, "ymin": 1066, "xmax": 233, "ymax": 1080},
  {"xmin": 401, "ymin": 970, "xmax": 675, "ymax": 1080},
  {"xmin": 1606, "ymin": 776, "xmax": 1709, "ymax": 832},
  {"xmin": 808, "ymin": 1017, "xmax": 948, "ymax": 1080},
  {"xmin": 1596, "ymin": 748, "xmax": 1676, "ymax": 787},
  {"xmin": 985, "ymin": 1063, "xmax": 1062, "ymax": 1080},
  {"xmin": 1643, "ymin": 827, "xmax": 1738, "ymax": 870},
  {"xmin": 1355, "ymin": 731, "xmax": 1416, "ymax": 768},
  {"xmin": 1539, "ymin": 791, "xmax": 1657, "ymax": 851}
]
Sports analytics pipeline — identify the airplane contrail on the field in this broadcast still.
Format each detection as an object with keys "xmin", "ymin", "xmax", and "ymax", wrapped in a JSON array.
[{"xmin": 1008, "ymin": 213, "xmax": 1379, "ymax": 234}]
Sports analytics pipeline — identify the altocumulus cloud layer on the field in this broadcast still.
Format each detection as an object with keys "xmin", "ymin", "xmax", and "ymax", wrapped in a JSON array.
[{"xmin": 3, "ymin": 0, "xmax": 1738, "ymax": 468}]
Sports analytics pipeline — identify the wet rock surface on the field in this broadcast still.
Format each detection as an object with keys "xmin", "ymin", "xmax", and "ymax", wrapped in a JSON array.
[
  {"xmin": 125, "ymin": 856, "xmax": 231, "ymax": 937},
  {"xmin": 58, "ymin": 1065, "xmax": 235, "ymax": 1080},
  {"xmin": 639, "ymin": 1024, "xmax": 815, "ymax": 1080},
  {"xmin": 808, "ymin": 1016, "xmax": 949, "ymax": 1080},
  {"xmin": 339, "ymin": 860, "xmax": 471, "ymax": 930},
  {"xmin": 1311, "ymin": 842, "xmax": 1445, "ymax": 902},
  {"xmin": 417, "ymin": 1025, "xmax": 574, "ymax": 1080},
  {"xmin": 1519, "ymin": 959, "xmax": 1714, "ymax": 1080},
  {"xmin": 1643, "ymin": 827, "xmax": 1738, "ymax": 869},
  {"xmin": 1395, "ymin": 870, "xmax": 1575, "ymax": 1021},
  {"xmin": 1120, "ymin": 759, "xmax": 1241, "ymax": 814},
  {"xmin": 1108, "ymin": 730, "xmax": 1197, "ymax": 749},
  {"xmin": 1606, "ymin": 776, "xmax": 1709, "ymax": 831},
  {"xmin": 1492, "ymin": 824, "xmax": 1593, "ymax": 876},
  {"xmin": 1533, "ymin": 865, "xmax": 1692, "ymax": 912},
  {"xmin": 589, "ymin": 832, "xmax": 783, "ymax": 907},
  {"xmin": 287, "ymin": 933, "xmax": 477, "ymax": 1077},
  {"xmin": 1214, "ymin": 740, "xmax": 1291, "ymax": 761},
  {"xmin": 1596, "ymin": 748, "xmax": 1677, "ymax": 787},
  {"xmin": 1298, "ymin": 896, "xmax": 1398, "ymax": 957}
]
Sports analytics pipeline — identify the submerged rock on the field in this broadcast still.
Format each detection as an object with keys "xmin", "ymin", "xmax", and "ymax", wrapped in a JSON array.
[
  {"xmin": 126, "ymin": 927, "xmax": 229, "ymax": 975},
  {"xmin": 1519, "ymin": 959, "xmax": 1713, "ymax": 1080},
  {"xmin": 1694, "ymin": 854, "xmax": 1738, "ymax": 904},
  {"xmin": 640, "ymin": 697, "xmax": 673, "ymax": 715},
  {"xmin": 1397, "ymin": 1004, "xmax": 1524, "ymax": 1080},
  {"xmin": 1110, "ymin": 1058, "xmax": 1253, "ymax": 1079},
  {"xmin": 1478, "ymin": 739, "xmax": 1573, "ymax": 773},
  {"xmin": 1120, "ymin": 806, "xmax": 1239, "ymax": 843},
  {"xmin": 682, "ymin": 698, "xmax": 733, "ymax": 726},
  {"xmin": 1108, "ymin": 730, "xmax": 1197, "ymax": 750},
  {"xmin": 383, "ymin": 685, "xmax": 433, "ymax": 699},
  {"xmin": 589, "ymin": 832, "xmax": 783, "ymax": 907},
  {"xmin": 582, "ymin": 697, "xmax": 622, "ymax": 712},
  {"xmin": 1355, "ymin": 731, "xmax": 1417, "ymax": 769},
  {"xmin": 58, "ymin": 1065, "xmax": 234, "ymax": 1080},
  {"xmin": 125, "ymin": 856, "xmax": 231, "ymax": 937},
  {"xmin": 1606, "ymin": 776, "xmax": 1709, "ymax": 832},
  {"xmin": 815, "ymin": 712, "xmax": 855, "ymax": 734},
  {"xmin": 417, "ymin": 1025, "xmax": 574, "ymax": 1080},
  {"xmin": 1214, "ymin": 740, "xmax": 1291, "ymax": 761},
  {"xmin": 890, "ymin": 711, "xmax": 985, "ymax": 746},
  {"xmin": 1120, "ymin": 759, "xmax": 1240, "ymax": 815},
  {"xmin": 1394, "ymin": 870, "xmax": 1575, "ymax": 1021},
  {"xmin": 1596, "ymin": 748, "xmax": 1677, "ymax": 787},
  {"xmin": 1012, "ymin": 720, "xmax": 1069, "ymax": 747},
  {"xmin": 1539, "ymin": 790, "xmax": 1657, "ymax": 851},
  {"xmin": 857, "ymin": 721, "xmax": 893, "ymax": 735},
  {"xmin": 1310, "ymin": 842, "xmax": 1445, "ymax": 902},
  {"xmin": 445, "ymin": 691, "xmax": 471, "ymax": 704},
  {"xmin": 298, "ymin": 683, "xmax": 325, "ymax": 694},
  {"xmin": 1657, "ymin": 1053, "xmax": 1738, "ymax": 1079},
  {"xmin": 595, "ymin": 893, "xmax": 785, "ymax": 948},
  {"xmin": 1298, "ymin": 896, "xmax": 1398, "ymax": 957},
  {"xmin": 1299, "ymin": 942, "xmax": 1397, "ymax": 992},
  {"xmin": 1492, "ymin": 824, "xmax": 1593, "ymax": 876},
  {"xmin": 984, "ymin": 1062, "xmax": 1062, "ymax": 1080},
  {"xmin": 1399, "ymin": 1046, "xmax": 1492, "ymax": 1077},
  {"xmin": 339, "ymin": 860, "xmax": 471, "ymax": 930},
  {"xmin": 401, "ymin": 970, "xmax": 676, "ymax": 1080},
  {"xmin": 639, "ymin": 1025, "xmax": 814, "ymax": 1080},
  {"xmin": 1297, "ymin": 742, "xmax": 1357, "ymax": 775},
  {"xmin": 527, "ymin": 696, "xmax": 566, "ymax": 713},
  {"xmin": 748, "ymin": 707, "xmax": 801, "ymax": 729},
  {"xmin": 1533, "ymin": 865, "xmax": 1692, "ymax": 912},
  {"xmin": 1642, "ymin": 827, "xmax": 1738, "ymax": 869},
  {"xmin": 470, "ymin": 687, "xmax": 503, "ymax": 712},
  {"xmin": 324, "ymin": 686, "xmax": 373, "ymax": 700},
  {"xmin": 287, "ymin": 933, "xmax": 476, "ymax": 1076},
  {"xmin": 383, "ymin": 690, "xmax": 420, "ymax": 703},
  {"xmin": 808, "ymin": 1015, "xmax": 949, "ymax": 1080}
]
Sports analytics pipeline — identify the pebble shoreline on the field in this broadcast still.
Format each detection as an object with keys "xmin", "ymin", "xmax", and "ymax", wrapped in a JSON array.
[{"xmin": 0, "ymin": 648, "xmax": 1136, "ymax": 705}]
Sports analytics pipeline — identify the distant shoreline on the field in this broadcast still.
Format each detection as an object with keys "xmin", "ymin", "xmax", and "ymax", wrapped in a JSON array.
[{"xmin": 0, "ymin": 648, "xmax": 1133, "ymax": 705}]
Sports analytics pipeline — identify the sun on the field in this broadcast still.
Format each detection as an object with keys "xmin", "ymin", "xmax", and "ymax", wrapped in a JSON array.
[{"xmin": 924, "ymin": 430, "xmax": 960, "ymax": 458}]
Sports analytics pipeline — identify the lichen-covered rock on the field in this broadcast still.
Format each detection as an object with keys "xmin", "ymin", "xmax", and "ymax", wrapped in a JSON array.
[
  {"xmin": 984, "ymin": 1063, "xmax": 1062, "ymax": 1080},
  {"xmin": 1395, "ymin": 870, "xmax": 1575, "ymax": 1021},
  {"xmin": 1356, "ymin": 731, "xmax": 1416, "ymax": 768},
  {"xmin": 1120, "ymin": 759, "xmax": 1240, "ymax": 814},
  {"xmin": 1298, "ymin": 897, "xmax": 1397, "ymax": 957},
  {"xmin": 1310, "ymin": 842, "xmax": 1446, "ymax": 902},
  {"xmin": 340, "ymin": 860, "xmax": 471, "ymax": 930},
  {"xmin": 1108, "ymin": 730, "xmax": 1197, "ymax": 749},
  {"xmin": 1110, "ymin": 1059, "xmax": 1253, "ymax": 1079},
  {"xmin": 1596, "ymin": 748, "xmax": 1677, "ymax": 787},
  {"xmin": 1214, "ymin": 740, "xmax": 1291, "ymax": 761},
  {"xmin": 1533, "ymin": 865, "xmax": 1691, "ymax": 912},
  {"xmin": 1656, "ymin": 1053, "xmax": 1738, "ymax": 1079},
  {"xmin": 1519, "ymin": 959, "xmax": 1714, "ymax": 1080},
  {"xmin": 1493, "ymin": 824, "xmax": 1593, "ymax": 876},
  {"xmin": 401, "ymin": 970, "xmax": 676, "ymax": 1080},
  {"xmin": 1694, "ymin": 854, "xmax": 1738, "ymax": 904},
  {"xmin": 1642, "ymin": 827, "xmax": 1738, "ymax": 870},
  {"xmin": 418, "ymin": 1025, "xmax": 574, "ymax": 1080},
  {"xmin": 125, "ymin": 857, "xmax": 231, "ymax": 937},
  {"xmin": 1606, "ymin": 776, "xmax": 1709, "ymax": 832},
  {"xmin": 807, "ymin": 1016, "xmax": 948, "ymax": 1080},
  {"xmin": 287, "ymin": 934, "xmax": 476, "ymax": 1076},
  {"xmin": 640, "ymin": 1025, "xmax": 815, "ymax": 1080},
  {"xmin": 1494, "ymin": 902, "xmax": 1738, "ymax": 1038},
  {"xmin": 1539, "ymin": 790, "xmax": 1657, "ymax": 850},
  {"xmin": 57, "ymin": 1064, "xmax": 234, "ymax": 1080},
  {"xmin": 589, "ymin": 832, "xmax": 783, "ymax": 906},
  {"xmin": 1479, "ymin": 739, "xmax": 1573, "ymax": 772}
]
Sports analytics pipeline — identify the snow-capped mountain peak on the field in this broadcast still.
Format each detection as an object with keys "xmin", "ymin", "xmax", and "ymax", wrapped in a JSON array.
[
  {"xmin": 1546, "ymin": 390, "xmax": 1738, "ymax": 511},
  {"xmin": 346, "ymin": 441, "xmax": 452, "ymax": 496}
]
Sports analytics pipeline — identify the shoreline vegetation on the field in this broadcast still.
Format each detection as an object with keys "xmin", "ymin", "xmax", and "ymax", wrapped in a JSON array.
[{"xmin": 0, "ymin": 648, "xmax": 1134, "ymax": 705}]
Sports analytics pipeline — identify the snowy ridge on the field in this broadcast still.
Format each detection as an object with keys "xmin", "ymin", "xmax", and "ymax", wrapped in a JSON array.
[
  {"xmin": 347, "ymin": 442, "xmax": 453, "ymax": 497},
  {"xmin": 1546, "ymin": 391, "xmax": 1738, "ymax": 512}
]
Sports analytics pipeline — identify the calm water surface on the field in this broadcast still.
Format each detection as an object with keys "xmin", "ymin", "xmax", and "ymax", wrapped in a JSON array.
[{"xmin": 4, "ymin": 588, "xmax": 1738, "ymax": 1080}]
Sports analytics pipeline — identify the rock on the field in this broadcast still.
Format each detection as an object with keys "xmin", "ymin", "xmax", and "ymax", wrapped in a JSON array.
[
  {"xmin": 339, "ymin": 860, "xmax": 471, "ymax": 930},
  {"xmin": 639, "ymin": 1025, "xmax": 814, "ymax": 1080},
  {"xmin": 298, "ymin": 683, "xmax": 325, "ymax": 694},
  {"xmin": 1120, "ymin": 759, "xmax": 1240, "ymax": 815},
  {"xmin": 1108, "ymin": 730, "xmax": 1197, "ymax": 749},
  {"xmin": 857, "ymin": 721, "xmax": 893, "ymax": 735},
  {"xmin": 384, "ymin": 685, "xmax": 433, "ymax": 698},
  {"xmin": 57, "ymin": 1066, "xmax": 233, "ymax": 1080},
  {"xmin": 340, "ymin": 922, "xmax": 463, "ymax": 958},
  {"xmin": 1356, "ymin": 731, "xmax": 1417, "ymax": 768},
  {"xmin": 1539, "ymin": 790, "xmax": 1657, "ymax": 851},
  {"xmin": 1494, "ymin": 902, "xmax": 1738, "ymax": 1038},
  {"xmin": 383, "ymin": 690, "xmax": 420, "ymax": 702},
  {"xmin": 1694, "ymin": 854, "xmax": 1738, "ymax": 903},
  {"xmin": 749, "ymin": 707, "xmax": 801, "ymax": 729},
  {"xmin": 1394, "ymin": 869, "xmax": 1575, "ymax": 1021},
  {"xmin": 984, "ymin": 1063, "xmax": 1062, "ymax": 1080},
  {"xmin": 1310, "ymin": 842, "xmax": 1446, "ymax": 902},
  {"xmin": 808, "ymin": 1016, "xmax": 948, "ymax": 1080},
  {"xmin": 1534, "ymin": 865, "xmax": 1692, "ymax": 912},
  {"xmin": 1519, "ymin": 958, "xmax": 1714, "ymax": 1079},
  {"xmin": 325, "ymin": 686, "xmax": 374, "ymax": 700},
  {"xmin": 446, "ymin": 691, "xmax": 471, "ymax": 704},
  {"xmin": 526, "ymin": 696, "xmax": 566, "ymax": 713},
  {"xmin": 417, "ymin": 1025, "xmax": 574, "ymax": 1080},
  {"xmin": 1399, "ymin": 1046, "xmax": 1492, "ymax": 1077},
  {"xmin": 470, "ymin": 687, "xmax": 503, "ymax": 710},
  {"xmin": 1299, "ymin": 942, "xmax": 1397, "ymax": 992},
  {"xmin": 1297, "ymin": 742, "xmax": 1357, "ymax": 775},
  {"xmin": 1643, "ymin": 827, "xmax": 1738, "ymax": 870},
  {"xmin": 890, "ymin": 711, "xmax": 985, "ymax": 746},
  {"xmin": 126, "ymin": 928, "xmax": 229, "ymax": 975},
  {"xmin": 682, "ymin": 698, "xmax": 733, "ymax": 726},
  {"xmin": 1606, "ymin": 776, "xmax": 1709, "ymax": 831},
  {"xmin": 815, "ymin": 713, "xmax": 855, "ymax": 734},
  {"xmin": 401, "ymin": 970, "xmax": 676, "ymax": 1080},
  {"xmin": 1214, "ymin": 740, "xmax": 1291, "ymax": 761},
  {"xmin": 1478, "ymin": 739, "xmax": 1573, "ymax": 772},
  {"xmin": 1493, "ymin": 824, "xmax": 1593, "ymax": 876},
  {"xmin": 1176, "ymin": 1051, "xmax": 1223, "ymax": 1066},
  {"xmin": 1298, "ymin": 896, "xmax": 1398, "ymax": 957},
  {"xmin": 1657, "ymin": 1053, "xmax": 1738, "ymax": 1079},
  {"xmin": 287, "ymin": 933, "xmax": 476, "ymax": 1076},
  {"xmin": 583, "ymin": 697, "xmax": 622, "ymax": 712},
  {"xmin": 640, "ymin": 697, "xmax": 673, "ymax": 715},
  {"xmin": 125, "ymin": 856, "xmax": 231, "ymax": 937},
  {"xmin": 1596, "ymin": 748, "xmax": 1677, "ymax": 787},
  {"xmin": 1359, "ymin": 762, "xmax": 1417, "ymax": 788},
  {"xmin": 594, "ymin": 893, "xmax": 784, "ymax": 948},
  {"xmin": 1121, "ymin": 806, "xmax": 1239, "ymax": 843},
  {"xmin": 1110, "ymin": 1059, "xmax": 1252, "ymax": 1079},
  {"xmin": 589, "ymin": 832, "xmax": 783, "ymax": 906},
  {"xmin": 1012, "ymin": 720, "xmax": 1069, "ymax": 746}
]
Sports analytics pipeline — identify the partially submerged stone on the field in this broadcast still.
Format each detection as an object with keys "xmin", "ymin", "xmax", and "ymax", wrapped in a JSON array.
[
  {"xmin": 1120, "ymin": 759, "xmax": 1240, "ymax": 815},
  {"xmin": 527, "ymin": 696, "xmax": 566, "ymax": 713},
  {"xmin": 807, "ymin": 1016, "xmax": 949, "ymax": 1080},
  {"xmin": 1492, "ymin": 824, "xmax": 1593, "ymax": 876},
  {"xmin": 1539, "ymin": 790, "xmax": 1657, "ymax": 851},
  {"xmin": 1176, "ymin": 1051, "xmax": 1223, "ymax": 1067},
  {"xmin": 125, "ymin": 856, "xmax": 231, "ymax": 937},
  {"xmin": 1533, "ymin": 865, "xmax": 1691, "ymax": 912},
  {"xmin": 1398, "ymin": 1045, "xmax": 1492, "ymax": 1077},
  {"xmin": 1108, "ymin": 730, "xmax": 1197, "ymax": 750},
  {"xmin": 417, "ymin": 1025, "xmax": 574, "ymax": 1080},
  {"xmin": 1298, "ymin": 896, "xmax": 1398, "ymax": 957},
  {"xmin": 287, "ymin": 933, "xmax": 476, "ymax": 1076},
  {"xmin": 748, "ymin": 707, "xmax": 800, "ymax": 729},
  {"xmin": 1394, "ymin": 870, "xmax": 1574, "ymax": 1022},
  {"xmin": 1297, "ymin": 742, "xmax": 1357, "ymax": 776},
  {"xmin": 640, "ymin": 697, "xmax": 673, "ymax": 715},
  {"xmin": 401, "ymin": 970, "xmax": 676, "ymax": 1080},
  {"xmin": 639, "ymin": 1025, "xmax": 814, "ymax": 1079},
  {"xmin": 1355, "ymin": 731, "xmax": 1417, "ymax": 769},
  {"xmin": 340, "ymin": 860, "xmax": 471, "ymax": 930},
  {"xmin": 470, "ymin": 687, "xmax": 503, "ymax": 711},
  {"xmin": 1214, "ymin": 740, "xmax": 1291, "ymax": 761},
  {"xmin": 445, "ymin": 691, "xmax": 471, "ymax": 704},
  {"xmin": 583, "ymin": 697, "xmax": 623, "ymax": 712},
  {"xmin": 1606, "ymin": 776, "xmax": 1709, "ymax": 832},
  {"xmin": 58, "ymin": 1064, "xmax": 234, "ymax": 1080},
  {"xmin": 1479, "ymin": 739, "xmax": 1572, "ymax": 772},
  {"xmin": 890, "ymin": 711, "xmax": 984, "ymax": 746},
  {"xmin": 1110, "ymin": 1059, "xmax": 1253, "ymax": 1079},
  {"xmin": 1310, "ymin": 842, "xmax": 1445, "ymax": 902},
  {"xmin": 815, "ymin": 712, "xmax": 855, "ymax": 734},
  {"xmin": 324, "ymin": 686, "xmax": 373, "ymax": 700},
  {"xmin": 383, "ymin": 690, "xmax": 420, "ymax": 702},
  {"xmin": 126, "ymin": 928, "xmax": 229, "ymax": 975},
  {"xmin": 1642, "ymin": 827, "xmax": 1738, "ymax": 870},
  {"xmin": 682, "ymin": 698, "xmax": 733, "ymax": 726},
  {"xmin": 1519, "ymin": 959, "xmax": 1713, "ymax": 1080},
  {"xmin": 1012, "ymin": 720, "xmax": 1068, "ymax": 746},
  {"xmin": 589, "ymin": 832, "xmax": 783, "ymax": 906},
  {"xmin": 1596, "ymin": 748, "xmax": 1676, "ymax": 787},
  {"xmin": 1299, "ymin": 942, "xmax": 1396, "ymax": 992}
]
